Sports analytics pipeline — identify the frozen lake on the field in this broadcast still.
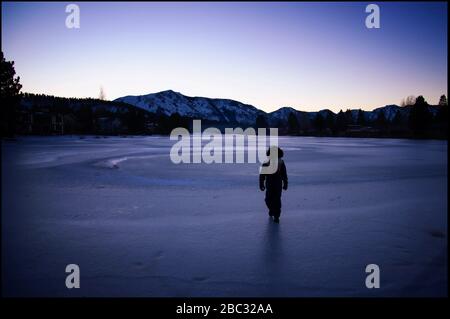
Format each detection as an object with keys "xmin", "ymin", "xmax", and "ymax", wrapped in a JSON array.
[{"xmin": 1, "ymin": 136, "xmax": 447, "ymax": 297}]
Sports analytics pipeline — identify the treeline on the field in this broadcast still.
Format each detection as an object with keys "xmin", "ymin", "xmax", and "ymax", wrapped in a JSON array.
[
  {"xmin": 12, "ymin": 93, "xmax": 449, "ymax": 139},
  {"xmin": 16, "ymin": 93, "xmax": 195, "ymax": 136},
  {"xmin": 261, "ymin": 95, "xmax": 448, "ymax": 139}
]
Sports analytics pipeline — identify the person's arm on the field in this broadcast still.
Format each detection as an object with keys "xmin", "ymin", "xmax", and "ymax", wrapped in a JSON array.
[{"xmin": 281, "ymin": 161, "xmax": 288, "ymax": 190}]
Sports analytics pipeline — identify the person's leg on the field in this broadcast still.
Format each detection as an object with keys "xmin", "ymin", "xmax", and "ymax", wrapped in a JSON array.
[
  {"xmin": 265, "ymin": 194, "xmax": 273, "ymax": 216},
  {"xmin": 266, "ymin": 188, "xmax": 282, "ymax": 222},
  {"xmin": 272, "ymin": 188, "xmax": 282, "ymax": 222}
]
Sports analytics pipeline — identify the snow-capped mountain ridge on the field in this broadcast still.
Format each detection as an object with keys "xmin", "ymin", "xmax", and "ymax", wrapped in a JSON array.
[
  {"xmin": 115, "ymin": 90, "xmax": 264, "ymax": 125},
  {"xmin": 115, "ymin": 90, "xmax": 437, "ymax": 126}
]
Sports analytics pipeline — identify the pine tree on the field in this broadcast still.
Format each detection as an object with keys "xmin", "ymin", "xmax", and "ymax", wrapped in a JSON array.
[
  {"xmin": 438, "ymin": 94, "xmax": 447, "ymax": 106},
  {"xmin": 392, "ymin": 110, "xmax": 402, "ymax": 126},
  {"xmin": 325, "ymin": 112, "xmax": 335, "ymax": 133},
  {"xmin": 409, "ymin": 95, "xmax": 432, "ymax": 137},
  {"xmin": 1, "ymin": 52, "xmax": 22, "ymax": 136},
  {"xmin": 314, "ymin": 113, "xmax": 324, "ymax": 132},
  {"xmin": 375, "ymin": 111, "xmax": 387, "ymax": 129},
  {"xmin": 336, "ymin": 110, "xmax": 347, "ymax": 132},
  {"xmin": 357, "ymin": 109, "xmax": 366, "ymax": 126},
  {"xmin": 345, "ymin": 109, "xmax": 353, "ymax": 125},
  {"xmin": 435, "ymin": 100, "xmax": 448, "ymax": 137}
]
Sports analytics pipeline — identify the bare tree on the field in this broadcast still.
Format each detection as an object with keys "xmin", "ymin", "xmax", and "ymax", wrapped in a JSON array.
[
  {"xmin": 400, "ymin": 95, "xmax": 416, "ymax": 107},
  {"xmin": 99, "ymin": 86, "xmax": 106, "ymax": 100}
]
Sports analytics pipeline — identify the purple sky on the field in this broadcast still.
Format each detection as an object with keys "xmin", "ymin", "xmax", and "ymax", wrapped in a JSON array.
[{"xmin": 2, "ymin": 2, "xmax": 447, "ymax": 112}]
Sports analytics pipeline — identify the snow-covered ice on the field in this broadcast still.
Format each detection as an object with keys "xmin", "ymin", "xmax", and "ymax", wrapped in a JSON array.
[{"xmin": 1, "ymin": 136, "xmax": 447, "ymax": 297}]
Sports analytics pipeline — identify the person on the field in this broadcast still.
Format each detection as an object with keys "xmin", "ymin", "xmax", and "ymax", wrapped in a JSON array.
[{"xmin": 259, "ymin": 146, "xmax": 288, "ymax": 223}]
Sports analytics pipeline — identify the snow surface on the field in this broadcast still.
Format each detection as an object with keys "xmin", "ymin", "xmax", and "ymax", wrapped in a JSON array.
[{"xmin": 2, "ymin": 136, "xmax": 447, "ymax": 297}]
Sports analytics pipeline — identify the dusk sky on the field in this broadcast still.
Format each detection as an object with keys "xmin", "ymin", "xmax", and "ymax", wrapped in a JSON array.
[{"xmin": 2, "ymin": 2, "xmax": 447, "ymax": 112}]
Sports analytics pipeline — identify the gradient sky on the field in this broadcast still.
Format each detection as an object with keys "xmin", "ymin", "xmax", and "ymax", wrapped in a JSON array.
[{"xmin": 2, "ymin": 2, "xmax": 447, "ymax": 112}]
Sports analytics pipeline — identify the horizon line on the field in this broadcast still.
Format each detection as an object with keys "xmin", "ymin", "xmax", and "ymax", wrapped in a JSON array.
[{"xmin": 22, "ymin": 89, "xmax": 444, "ymax": 115}]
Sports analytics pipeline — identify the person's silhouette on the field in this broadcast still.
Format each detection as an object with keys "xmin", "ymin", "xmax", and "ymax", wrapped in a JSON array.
[{"xmin": 259, "ymin": 146, "xmax": 288, "ymax": 223}]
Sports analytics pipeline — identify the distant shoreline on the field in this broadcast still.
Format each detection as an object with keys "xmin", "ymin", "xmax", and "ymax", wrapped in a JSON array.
[{"xmin": 2, "ymin": 134, "xmax": 447, "ymax": 142}]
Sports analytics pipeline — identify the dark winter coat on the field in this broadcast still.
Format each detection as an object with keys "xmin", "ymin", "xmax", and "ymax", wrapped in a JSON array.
[{"xmin": 259, "ymin": 160, "xmax": 288, "ymax": 217}]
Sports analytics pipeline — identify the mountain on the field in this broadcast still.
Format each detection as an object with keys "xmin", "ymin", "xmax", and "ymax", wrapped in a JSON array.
[
  {"xmin": 114, "ymin": 90, "xmax": 265, "ymax": 126},
  {"xmin": 268, "ymin": 107, "xmax": 300, "ymax": 125},
  {"xmin": 115, "ymin": 90, "xmax": 434, "ymax": 128}
]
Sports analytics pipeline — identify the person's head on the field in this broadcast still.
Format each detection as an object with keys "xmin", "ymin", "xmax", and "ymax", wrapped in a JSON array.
[{"xmin": 266, "ymin": 146, "xmax": 284, "ymax": 159}]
